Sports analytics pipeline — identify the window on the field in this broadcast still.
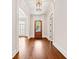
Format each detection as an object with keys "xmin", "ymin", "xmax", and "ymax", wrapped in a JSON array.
[{"xmin": 19, "ymin": 21, "xmax": 25, "ymax": 36}]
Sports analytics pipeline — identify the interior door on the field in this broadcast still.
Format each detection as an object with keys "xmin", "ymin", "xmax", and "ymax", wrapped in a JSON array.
[{"xmin": 35, "ymin": 20, "xmax": 42, "ymax": 39}]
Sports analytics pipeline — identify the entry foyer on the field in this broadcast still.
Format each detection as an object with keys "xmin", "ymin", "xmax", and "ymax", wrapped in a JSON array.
[{"xmin": 12, "ymin": 0, "xmax": 67, "ymax": 59}]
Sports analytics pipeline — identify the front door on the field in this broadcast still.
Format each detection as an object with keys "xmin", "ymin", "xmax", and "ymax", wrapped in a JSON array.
[{"xmin": 35, "ymin": 20, "xmax": 42, "ymax": 39}]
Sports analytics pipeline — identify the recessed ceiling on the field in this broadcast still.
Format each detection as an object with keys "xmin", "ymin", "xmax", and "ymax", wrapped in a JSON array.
[
  {"xmin": 19, "ymin": 0, "xmax": 54, "ymax": 15},
  {"xmin": 24, "ymin": 0, "xmax": 52, "ymax": 15}
]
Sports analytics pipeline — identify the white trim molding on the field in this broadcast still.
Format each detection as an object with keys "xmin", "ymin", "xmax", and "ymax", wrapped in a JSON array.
[
  {"xmin": 53, "ymin": 43, "xmax": 67, "ymax": 58},
  {"xmin": 12, "ymin": 49, "xmax": 19, "ymax": 58}
]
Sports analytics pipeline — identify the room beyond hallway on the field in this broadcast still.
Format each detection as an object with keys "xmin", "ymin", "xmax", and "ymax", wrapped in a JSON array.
[{"xmin": 13, "ymin": 37, "xmax": 66, "ymax": 59}]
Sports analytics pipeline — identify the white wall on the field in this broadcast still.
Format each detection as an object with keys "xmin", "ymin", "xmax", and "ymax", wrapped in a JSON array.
[
  {"xmin": 18, "ymin": 0, "xmax": 30, "ymax": 38},
  {"xmin": 46, "ymin": 0, "xmax": 54, "ymax": 41},
  {"xmin": 54, "ymin": 0, "xmax": 67, "ymax": 57},
  {"xmin": 12, "ymin": 0, "xmax": 30, "ymax": 57},
  {"xmin": 46, "ymin": 13, "xmax": 54, "ymax": 41},
  {"xmin": 12, "ymin": 0, "xmax": 19, "ymax": 57},
  {"xmin": 18, "ymin": 8, "xmax": 30, "ymax": 36}
]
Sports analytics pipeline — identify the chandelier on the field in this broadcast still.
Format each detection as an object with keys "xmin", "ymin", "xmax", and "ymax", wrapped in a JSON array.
[{"xmin": 36, "ymin": 0, "xmax": 42, "ymax": 11}]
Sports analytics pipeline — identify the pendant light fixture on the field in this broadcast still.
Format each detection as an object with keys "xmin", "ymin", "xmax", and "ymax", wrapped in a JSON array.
[{"xmin": 36, "ymin": 0, "xmax": 42, "ymax": 11}]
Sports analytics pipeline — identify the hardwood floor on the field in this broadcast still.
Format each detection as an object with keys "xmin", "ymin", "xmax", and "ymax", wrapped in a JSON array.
[{"xmin": 13, "ymin": 37, "xmax": 66, "ymax": 59}]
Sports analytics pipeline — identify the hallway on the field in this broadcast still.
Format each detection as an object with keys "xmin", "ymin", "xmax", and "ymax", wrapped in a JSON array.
[
  {"xmin": 12, "ymin": 0, "xmax": 67, "ymax": 58},
  {"xmin": 13, "ymin": 37, "xmax": 66, "ymax": 59}
]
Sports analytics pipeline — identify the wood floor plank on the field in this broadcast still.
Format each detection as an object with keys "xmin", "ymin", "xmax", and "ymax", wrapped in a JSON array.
[{"xmin": 13, "ymin": 37, "xmax": 66, "ymax": 59}]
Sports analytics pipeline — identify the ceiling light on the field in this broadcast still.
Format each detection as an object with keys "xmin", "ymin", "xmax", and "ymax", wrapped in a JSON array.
[{"xmin": 36, "ymin": 0, "xmax": 42, "ymax": 11}]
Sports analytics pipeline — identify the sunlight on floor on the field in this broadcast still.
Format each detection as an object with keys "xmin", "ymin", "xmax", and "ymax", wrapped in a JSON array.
[
  {"xmin": 19, "ymin": 37, "xmax": 28, "ymax": 59},
  {"xmin": 34, "ymin": 40, "xmax": 43, "ymax": 49},
  {"xmin": 33, "ymin": 40, "xmax": 44, "ymax": 58}
]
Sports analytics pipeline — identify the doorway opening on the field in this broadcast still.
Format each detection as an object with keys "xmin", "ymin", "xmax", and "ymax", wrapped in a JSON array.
[{"xmin": 34, "ymin": 20, "xmax": 42, "ymax": 39}]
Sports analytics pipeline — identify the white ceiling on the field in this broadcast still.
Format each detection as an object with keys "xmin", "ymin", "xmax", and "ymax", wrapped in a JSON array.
[
  {"xmin": 25, "ymin": 0, "xmax": 51, "ymax": 14},
  {"xmin": 19, "ymin": 0, "xmax": 54, "ymax": 15}
]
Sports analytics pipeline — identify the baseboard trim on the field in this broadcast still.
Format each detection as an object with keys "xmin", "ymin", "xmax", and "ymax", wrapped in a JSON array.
[
  {"xmin": 53, "ymin": 43, "xmax": 67, "ymax": 58},
  {"xmin": 12, "ymin": 50, "xmax": 19, "ymax": 58},
  {"xmin": 19, "ymin": 36, "xmax": 28, "ymax": 38},
  {"xmin": 29, "ymin": 37, "xmax": 48, "ymax": 40}
]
